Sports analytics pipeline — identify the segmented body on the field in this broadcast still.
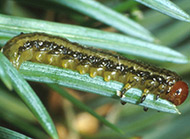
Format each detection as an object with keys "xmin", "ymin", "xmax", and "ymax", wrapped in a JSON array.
[{"xmin": 1, "ymin": 32, "xmax": 188, "ymax": 106}]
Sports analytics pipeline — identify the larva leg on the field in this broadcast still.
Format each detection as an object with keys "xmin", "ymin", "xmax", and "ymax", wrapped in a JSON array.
[
  {"xmin": 15, "ymin": 48, "xmax": 34, "ymax": 69},
  {"xmin": 155, "ymin": 94, "xmax": 160, "ymax": 100},
  {"xmin": 90, "ymin": 67, "xmax": 100, "ymax": 78},
  {"xmin": 103, "ymin": 71, "xmax": 117, "ymax": 81},
  {"xmin": 140, "ymin": 88, "xmax": 150, "ymax": 103},
  {"xmin": 120, "ymin": 83, "xmax": 132, "ymax": 97},
  {"xmin": 143, "ymin": 107, "xmax": 148, "ymax": 112},
  {"xmin": 117, "ymin": 83, "xmax": 132, "ymax": 105},
  {"xmin": 77, "ymin": 65, "xmax": 90, "ymax": 74},
  {"xmin": 120, "ymin": 101, "xmax": 127, "ymax": 105},
  {"xmin": 116, "ymin": 90, "xmax": 126, "ymax": 105}
]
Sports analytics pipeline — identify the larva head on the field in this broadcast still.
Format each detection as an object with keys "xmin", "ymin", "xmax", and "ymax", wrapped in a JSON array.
[{"xmin": 168, "ymin": 81, "xmax": 189, "ymax": 106}]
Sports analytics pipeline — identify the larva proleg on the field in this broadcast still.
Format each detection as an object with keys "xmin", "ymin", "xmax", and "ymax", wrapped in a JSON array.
[{"xmin": 1, "ymin": 32, "xmax": 189, "ymax": 106}]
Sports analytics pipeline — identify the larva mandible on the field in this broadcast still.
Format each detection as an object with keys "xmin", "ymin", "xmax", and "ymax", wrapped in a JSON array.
[{"xmin": 1, "ymin": 32, "xmax": 189, "ymax": 106}]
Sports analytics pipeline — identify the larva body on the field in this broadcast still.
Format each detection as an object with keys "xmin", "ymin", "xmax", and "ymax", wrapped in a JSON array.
[{"xmin": 1, "ymin": 32, "xmax": 188, "ymax": 106}]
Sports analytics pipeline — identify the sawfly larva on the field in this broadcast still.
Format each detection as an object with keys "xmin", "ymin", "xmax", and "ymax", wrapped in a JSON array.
[{"xmin": 1, "ymin": 32, "xmax": 188, "ymax": 108}]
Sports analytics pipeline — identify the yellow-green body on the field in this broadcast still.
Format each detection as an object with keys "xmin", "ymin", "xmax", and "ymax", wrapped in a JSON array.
[{"xmin": 1, "ymin": 32, "xmax": 182, "ymax": 103}]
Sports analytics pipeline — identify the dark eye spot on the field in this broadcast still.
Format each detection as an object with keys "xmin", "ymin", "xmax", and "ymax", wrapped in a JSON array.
[{"xmin": 176, "ymin": 88, "xmax": 182, "ymax": 95}]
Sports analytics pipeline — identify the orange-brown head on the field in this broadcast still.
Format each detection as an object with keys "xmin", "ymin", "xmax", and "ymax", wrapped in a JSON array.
[{"xmin": 167, "ymin": 81, "xmax": 189, "ymax": 106}]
